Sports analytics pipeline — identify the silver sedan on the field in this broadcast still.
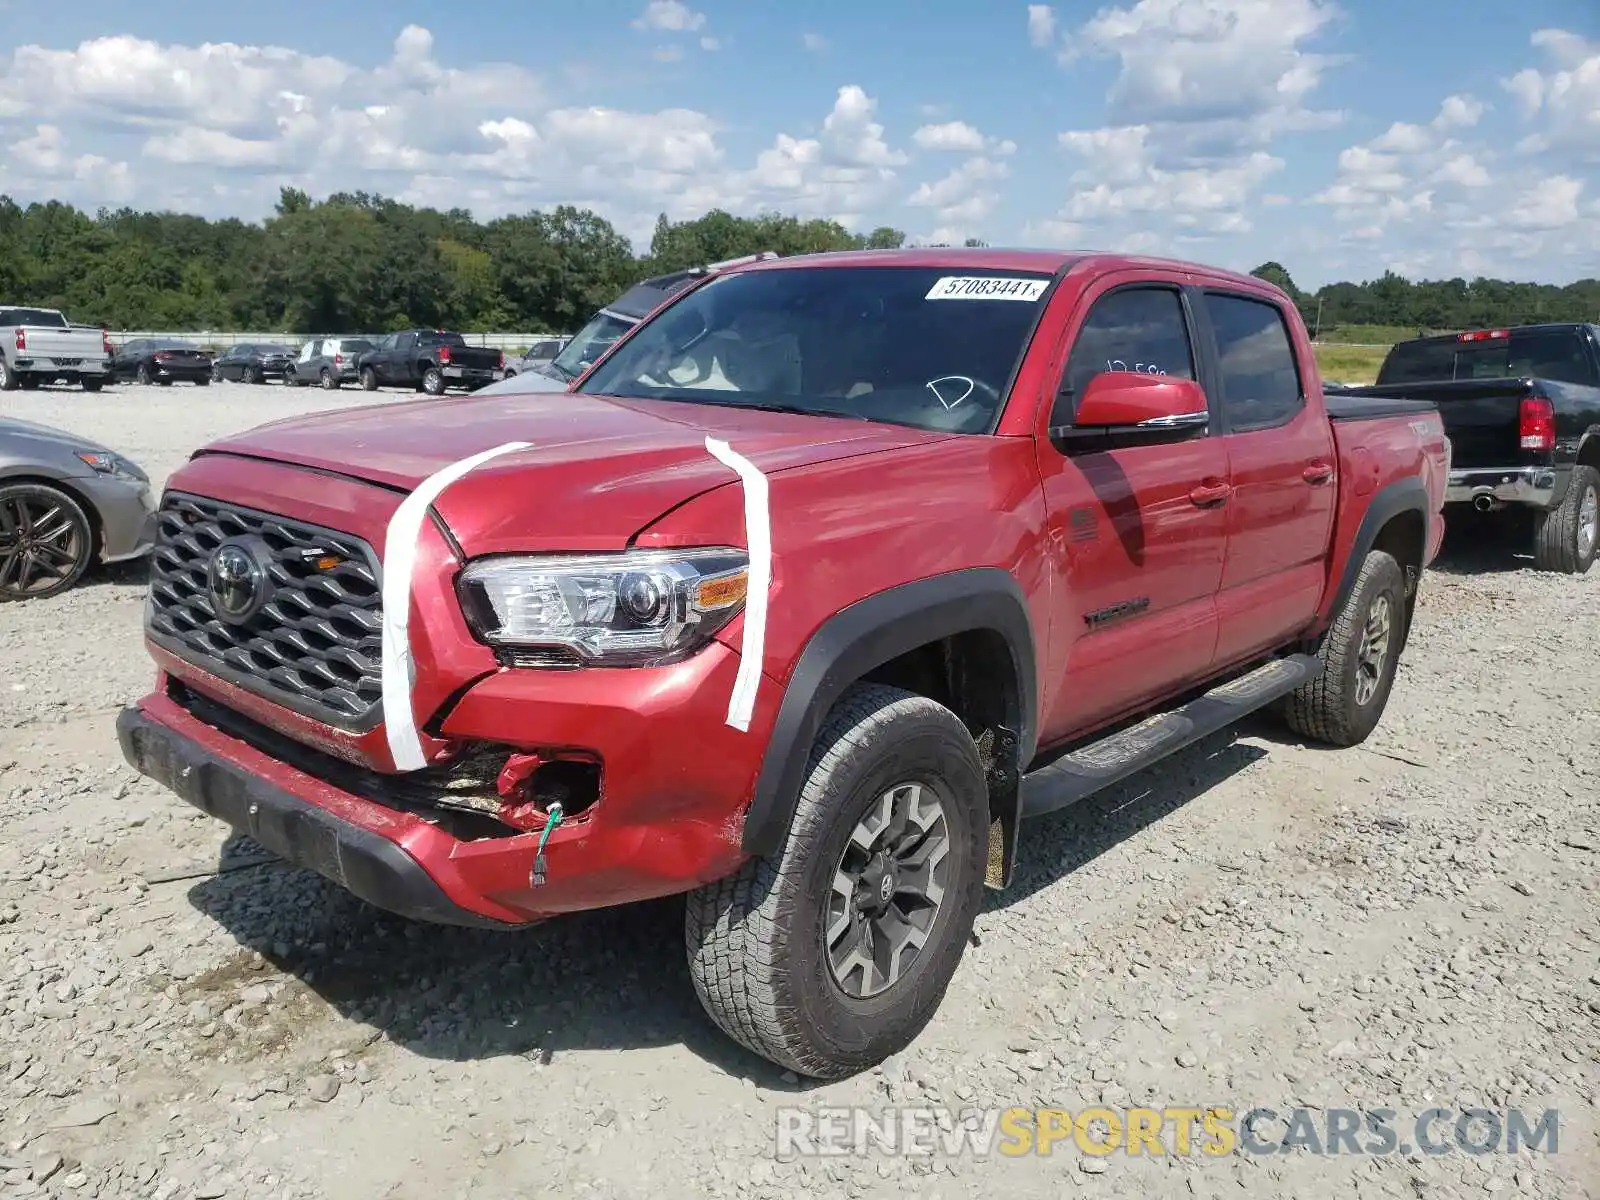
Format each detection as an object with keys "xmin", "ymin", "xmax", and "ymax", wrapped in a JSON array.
[{"xmin": 0, "ymin": 418, "xmax": 156, "ymax": 600}]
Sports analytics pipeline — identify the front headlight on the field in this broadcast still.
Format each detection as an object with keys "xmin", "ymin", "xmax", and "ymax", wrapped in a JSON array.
[
  {"xmin": 457, "ymin": 548, "xmax": 749, "ymax": 667},
  {"xmin": 76, "ymin": 451, "xmax": 148, "ymax": 482}
]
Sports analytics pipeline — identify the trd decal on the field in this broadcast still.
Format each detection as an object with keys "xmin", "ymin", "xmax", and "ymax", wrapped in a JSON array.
[{"xmin": 1084, "ymin": 597, "xmax": 1151, "ymax": 628}]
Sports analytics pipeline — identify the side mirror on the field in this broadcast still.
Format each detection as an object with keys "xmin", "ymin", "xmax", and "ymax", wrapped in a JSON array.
[{"xmin": 1055, "ymin": 372, "xmax": 1209, "ymax": 438}]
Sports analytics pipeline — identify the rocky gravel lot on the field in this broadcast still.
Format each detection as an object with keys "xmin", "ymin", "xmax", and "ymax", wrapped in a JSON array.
[{"xmin": 1, "ymin": 381, "xmax": 1596, "ymax": 1199}]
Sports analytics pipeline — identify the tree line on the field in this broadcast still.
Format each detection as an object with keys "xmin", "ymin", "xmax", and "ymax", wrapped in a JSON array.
[{"xmin": 0, "ymin": 187, "xmax": 1592, "ymax": 337}]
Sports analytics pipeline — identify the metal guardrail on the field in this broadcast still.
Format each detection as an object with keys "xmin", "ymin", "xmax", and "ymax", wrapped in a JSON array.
[{"xmin": 106, "ymin": 331, "xmax": 558, "ymax": 350}]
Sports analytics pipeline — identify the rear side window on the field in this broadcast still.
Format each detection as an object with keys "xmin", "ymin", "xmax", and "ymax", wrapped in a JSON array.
[
  {"xmin": 1204, "ymin": 294, "xmax": 1303, "ymax": 431},
  {"xmin": 1060, "ymin": 287, "xmax": 1196, "ymax": 420}
]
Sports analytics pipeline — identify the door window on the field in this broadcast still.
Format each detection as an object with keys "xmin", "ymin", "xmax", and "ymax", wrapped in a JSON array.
[
  {"xmin": 1058, "ymin": 287, "xmax": 1197, "ymax": 424},
  {"xmin": 1204, "ymin": 294, "xmax": 1303, "ymax": 431}
]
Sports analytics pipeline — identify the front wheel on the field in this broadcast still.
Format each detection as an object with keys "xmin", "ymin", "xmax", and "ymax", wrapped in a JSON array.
[
  {"xmin": 0, "ymin": 483, "xmax": 94, "ymax": 601},
  {"xmin": 211, "ymin": 364, "xmax": 223, "ymax": 382},
  {"xmin": 1532, "ymin": 465, "xmax": 1600, "ymax": 575},
  {"xmin": 1282, "ymin": 549, "xmax": 1406, "ymax": 747},
  {"xmin": 243, "ymin": 364, "xmax": 259, "ymax": 385},
  {"xmin": 686, "ymin": 684, "xmax": 987, "ymax": 1079},
  {"xmin": 135, "ymin": 363, "xmax": 152, "ymax": 386}
]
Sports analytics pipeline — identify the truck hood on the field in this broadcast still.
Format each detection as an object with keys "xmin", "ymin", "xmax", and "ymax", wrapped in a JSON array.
[{"xmin": 199, "ymin": 391, "xmax": 954, "ymax": 552}]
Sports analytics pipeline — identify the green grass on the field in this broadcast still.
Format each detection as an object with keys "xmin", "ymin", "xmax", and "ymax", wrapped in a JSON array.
[
  {"xmin": 1314, "ymin": 343, "xmax": 1391, "ymax": 385},
  {"xmin": 1313, "ymin": 324, "xmax": 1424, "ymax": 345}
]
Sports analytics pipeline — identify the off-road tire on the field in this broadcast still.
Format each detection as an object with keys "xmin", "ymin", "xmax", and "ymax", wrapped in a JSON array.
[
  {"xmin": 1532, "ymin": 465, "xmax": 1600, "ymax": 575},
  {"xmin": 421, "ymin": 366, "xmax": 445, "ymax": 395},
  {"xmin": 685, "ymin": 684, "xmax": 988, "ymax": 1079},
  {"xmin": 360, "ymin": 367, "xmax": 378, "ymax": 391},
  {"xmin": 1283, "ymin": 549, "xmax": 1406, "ymax": 747}
]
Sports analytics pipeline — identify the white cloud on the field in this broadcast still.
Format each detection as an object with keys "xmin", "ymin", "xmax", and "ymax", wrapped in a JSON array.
[
  {"xmin": 1503, "ymin": 29, "xmax": 1600, "ymax": 160},
  {"xmin": 1027, "ymin": 5, "xmax": 1057, "ymax": 48},
  {"xmin": 700, "ymin": 37, "xmax": 721, "ymax": 52},
  {"xmin": 912, "ymin": 121, "xmax": 985, "ymax": 153},
  {"xmin": 1069, "ymin": 0, "xmax": 1341, "ymax": 137},
  {"xmin": 907, "ymin": 156, "xmax": 1009, "ymax": 227},
  {"xmin": 0, "ymin": 27, "xmax": 909, "ymax": 241},
  {"xmin": 802, "ymin": 32, "xmax": 830, "ymax": 53},
  {"xmin": 632, "ymin": 1, "xmax": 706, "ymax": 33}
]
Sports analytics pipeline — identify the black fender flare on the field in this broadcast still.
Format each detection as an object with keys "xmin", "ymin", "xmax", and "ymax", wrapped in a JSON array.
[
  {"xmin": 740, "ymin": 567, "xmax": 1038, "ymax": 861},
  {"xmin": 1323, "ymin": 476, "xmax": 1430, "ymax": 648}
]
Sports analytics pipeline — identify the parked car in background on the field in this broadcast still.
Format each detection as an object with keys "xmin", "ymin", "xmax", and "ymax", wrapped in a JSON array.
[
  {"xmin": 506, "ymin": 253, "xmax": 783, "ymax": 395},
  {"xmin": 211, "ymin": 343, "xmax": 298, "ymax": 385},
  {"xmin": 110, "ymin": 339, "xmax": 213, "ymax": 387},
  {"xmin": 118, "ymin": 248, "xmax": 1447, "ymax": 1079},
  {"xmin": 0, "ymin": 417, "xmax": 155, "ymax": 600},
  {"xmin": 1336, "ymin": 322, "xmax": 1600, "ymax": 573},
  {"xmin": 499, "ymin": 336, "xmax": 570, "ymax": 381},
  {"xmin": 356, "ymin": 330, "xmax": 502, "ymax": 394},
  {"xmin": 0, "ymin": 306, "xmax": 112, "ymax": 392},
  {"xmin": 284, "ymin": 337, "xmax": 376, "ymax": 389}
]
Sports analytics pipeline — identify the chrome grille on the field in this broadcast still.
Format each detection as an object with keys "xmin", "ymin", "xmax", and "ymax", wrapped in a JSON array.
[{"xmin": 147, "ymin": 493, "xmax": 383, "ymax": 729}]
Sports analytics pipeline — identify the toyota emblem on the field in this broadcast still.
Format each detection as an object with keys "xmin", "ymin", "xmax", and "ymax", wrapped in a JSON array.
[{"xmin": 207, "ymin": 541, "xmax": 267, "ymax": 625}]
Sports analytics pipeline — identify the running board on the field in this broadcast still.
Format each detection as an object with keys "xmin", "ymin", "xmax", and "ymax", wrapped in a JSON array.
[{"xmin": 1019, "ymin": 654, "xmax": 1322, "ymax": 819}]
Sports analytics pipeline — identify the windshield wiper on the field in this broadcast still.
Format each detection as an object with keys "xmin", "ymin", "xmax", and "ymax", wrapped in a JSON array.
[{"xmin": 746, "ymin": 401, "xmax": 871, "ymax": 422}]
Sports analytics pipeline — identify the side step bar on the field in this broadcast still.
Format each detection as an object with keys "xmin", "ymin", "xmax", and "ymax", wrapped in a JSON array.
[{"xmin": 1019, "ymin": 654, "xmax": 1322, "ymax": 819}]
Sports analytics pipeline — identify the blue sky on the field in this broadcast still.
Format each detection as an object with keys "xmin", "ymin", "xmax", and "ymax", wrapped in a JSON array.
[{"xmin": 1, "ymin": 0, "xmax": 1596, "ymax": 287}]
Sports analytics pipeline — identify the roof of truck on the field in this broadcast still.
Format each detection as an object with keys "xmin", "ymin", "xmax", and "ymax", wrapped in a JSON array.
[{"xmin": 726, "ymin": 247, "xmax": 1273, "ymax": 292}]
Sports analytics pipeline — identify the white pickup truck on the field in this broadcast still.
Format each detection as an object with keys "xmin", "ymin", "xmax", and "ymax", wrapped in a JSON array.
[{"xmin": 0, "ymin": 305, "xmax": 112, "ymax": 392}]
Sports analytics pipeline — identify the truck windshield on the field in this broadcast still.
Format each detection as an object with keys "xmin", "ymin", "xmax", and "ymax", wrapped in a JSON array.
[
  {"xmin": 0, "ymin": 308, "xmax": 68, "ymax": 328},
  {"xmin": 548, "ymin": 313, "xmax": 635, "ymax": 381},
  {"xmin": 1378, "ymin": 328, "xmax": 1595, "ymax": 387},
  {"xmin": 575, "ymin": 266, "xmax": 1055, "ymax": 433}
]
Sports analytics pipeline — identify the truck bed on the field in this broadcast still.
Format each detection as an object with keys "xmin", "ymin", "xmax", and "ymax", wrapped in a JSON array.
[{"xmin": 1336, "ymin": 378, "xmax": 1532, "ymax": 469}]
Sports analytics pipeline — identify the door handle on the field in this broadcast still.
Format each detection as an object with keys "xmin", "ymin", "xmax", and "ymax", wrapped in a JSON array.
[
  {"xmin": 1303, "ymin": 461, "xmax": 1334, "ymax": 485},
  {"xmin": 1188, "ymin": 481, "xmax": 1231, "ymax": 507}
]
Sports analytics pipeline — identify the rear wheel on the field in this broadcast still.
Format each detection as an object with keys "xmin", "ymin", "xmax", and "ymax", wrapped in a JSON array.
[
  {"xmin": 0, "ymin": 360, "xmax": 18, "ymax": 391},
  {"xmin": 421, "ymin": 366, "xmax": 445, "ymax": 395},
  {"xmin": 0, "ymin": 483, "xmax": 94, "ymax": 601},
  {"xmin": 320, "ymin": 368, "xmax": 337, "ymax": 390},
  {"xmin": 1283, "ymin": 549, "xmax": 1405, "ymax": 747},
  {"xmin": 686, "ymin": 684, "xmax": 987, "ymax": 1079},
  {"xmin": 360, "ymin": 367, "xmax": 378, "ymax": 391},
  {"xmin": 211, "ymin": 364, "xmax": 223, "ymax": 383},
  {"xmin": 1532, "ymin": 465, "xmax": 1600, "ymax": 575},
  {"xmin": 243, "ymin": 364, "xmax": 260, "ymax": 385},
  {"xmin": 81, "ymin": 377, "xmax": 103, "ymax": 393}
]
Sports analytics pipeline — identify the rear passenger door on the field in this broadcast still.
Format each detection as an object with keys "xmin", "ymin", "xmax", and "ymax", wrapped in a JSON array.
[{"xmin": 1197, "ymin": 289, "xmax": 1336, "ymax": 666}]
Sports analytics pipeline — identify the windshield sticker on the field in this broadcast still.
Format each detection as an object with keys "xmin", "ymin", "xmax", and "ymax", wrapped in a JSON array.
[{"xmin": 925, "ymin": 276, "xmax": 1049, "ymax": 302}]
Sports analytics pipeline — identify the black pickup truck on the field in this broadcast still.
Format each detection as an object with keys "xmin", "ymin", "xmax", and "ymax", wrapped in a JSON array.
[
  {"xmin": 356, "ymin": 330, "xmax": 503, "ymax": 395},
  {"xmin": 1337, "ymin": 323, "xmax": 1600, "ymax": 574}
]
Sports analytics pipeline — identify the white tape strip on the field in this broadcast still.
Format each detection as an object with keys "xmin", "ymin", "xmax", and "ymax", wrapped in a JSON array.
[
  {"xmin": 704, "ymin": 436, "xmax": 770, "ymax": 732},
  {"xmin": 381, "ymin": 441, "xmax": 533, "ymax": 771}
]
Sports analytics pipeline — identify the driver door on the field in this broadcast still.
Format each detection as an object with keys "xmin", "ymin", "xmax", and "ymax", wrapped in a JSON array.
[{"xmin": 1033, "ymin": 279, "xmax": 1229, "ymax": 742}]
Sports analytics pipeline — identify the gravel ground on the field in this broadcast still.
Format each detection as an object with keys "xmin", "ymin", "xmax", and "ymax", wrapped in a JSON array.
[{"xmin": 0, "ymin": 381, "xmax": 1596, "ymax": 1200}]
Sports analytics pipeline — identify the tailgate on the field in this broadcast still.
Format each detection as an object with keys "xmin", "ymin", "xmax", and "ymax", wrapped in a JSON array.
[
  {"xmin": 451, "ymin": 347, "xmax": 501, "ymax": 370},
  {"xmin": 1338, "ymin": 379, "xmax": 1532, "ymax": 469},
  {"xmin": 22, "ymin": 327, "xmax": 103, "ymax": 359}
]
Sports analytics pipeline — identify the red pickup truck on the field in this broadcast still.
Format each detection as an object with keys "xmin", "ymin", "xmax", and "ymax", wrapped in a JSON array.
[{"xmin": 117, "ymin": 249, "xmax": 1448, "ymax": 1079}]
